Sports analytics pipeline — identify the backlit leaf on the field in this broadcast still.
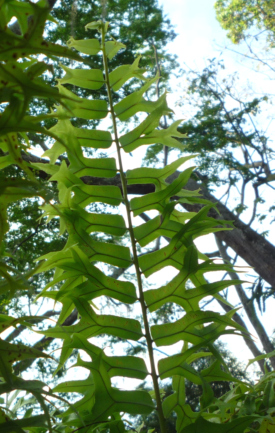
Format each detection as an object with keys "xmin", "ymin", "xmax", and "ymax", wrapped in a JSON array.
[
  {"xmin": 65, "ymin": 334, "xmax": 148, "ymax": 380},
  {"xmin": 59, "ymin": 65, "xmax": 105, "ymax": 90},
  {"xmin": 40, "ymin": 299, "xmax": 142, "ymax": 341},
  {"xmin": 105, "ymin": 40, "xmax": 126, "ymax": 60},
  {"xmin": 151, "ymin": 310, "xmax": 246, "ymax": 347},
  {"xmin": 119, "ymin": 93, "xmax": 172, "ymax": 152},
  {"xmin": 55, "ymin": 85, "xmax": 108, "ymax": 120},
  {"xmin": 127, "ymin": 156, "xmax": 195, "ymax": 189},
  {"xmin": 61, "ymin": 355, "xmax": 153, "ymax": 426},
  {"xmin": 114, "ymin": 77, "xmax": 159, "ymax": 120},
  {"xmin": 130, "ymin": 168, "xmax": 194, "ymax": 217},
  {"xmin": 109, "ymin": 56, "xmax": 145, "ymax": 91},
  {"xmin": 67, "ymin": 37, "xmax": 101, "ymax": 55},
  {"xmin": 0, "ymin": 340, "xmax": 50, "ymax": 382}
]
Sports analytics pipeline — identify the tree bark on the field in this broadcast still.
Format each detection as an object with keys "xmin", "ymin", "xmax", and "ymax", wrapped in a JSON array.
[{"xmin": 182, "ymin": 176, "xmax": 275, "ymax": 291}]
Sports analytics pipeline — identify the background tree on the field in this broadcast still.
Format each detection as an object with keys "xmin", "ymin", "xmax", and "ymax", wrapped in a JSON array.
[
  {"xmin": 2, "ymin": 1, "xmax": 275, "ymax": 431},
  {"xmin": 2, "ymin": 0, "xmax": 178, "ymax": 374},
  {"xmin": 4, "ymin": 0, "xmax": 275, "ymax": 379},
  {"xmin": 145, "ymin": 3, "xmax": 275, "ymax": 369},
  {"xmin": 215, "ymin": 0, "xmax": 275, "ymax": 46},
  {"xmin": 1, "ymin": 2, "xmax": 260, "ymax": 432},
  {"xmin": 215, "ymin": 0, "xmax": 275, "ymax": 77}
]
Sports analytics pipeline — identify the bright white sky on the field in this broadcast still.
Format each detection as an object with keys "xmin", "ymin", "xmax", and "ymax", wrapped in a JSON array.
[
  {"xmin": 160, "ymin": 0, "xmax": 273, "ymax": 95},
  {"xmin": 160, "ymin": 0, "xmax": 229, "ymax": 69},
  {"xmin": 22, "ymin": 0, "xmax": 274, "ymax": 374},
  {"xmin": 155, "ymin": 0, "xmax": 275, "ymax": 368}
]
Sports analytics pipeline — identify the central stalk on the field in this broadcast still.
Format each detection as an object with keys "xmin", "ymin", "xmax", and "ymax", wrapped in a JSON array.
[{"xmin": 101, "ymin": 22, "xmax": 167, "ymax": 433}]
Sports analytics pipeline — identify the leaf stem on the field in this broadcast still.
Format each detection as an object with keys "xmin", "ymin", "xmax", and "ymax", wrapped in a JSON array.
[{"xmin": 101, "ymin": 23, "xmax": 167, "ymax": 433}]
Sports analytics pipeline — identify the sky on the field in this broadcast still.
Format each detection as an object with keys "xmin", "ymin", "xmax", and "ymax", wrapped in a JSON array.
[
  {"xmin": 160, "ymin": 0, "xmax": 229, "ymax": 69},
  {"xmin": 160, "ymin": 0, "xmax": 273, "ymax": 97},
  {"xmin": 49, "ymin": 0, "xmax": 274, "ymax": 370},
  {"xmin": 153, "ymin": 0, "xmax": 275, "ymax": 367},
  {"xmin": 18, "ymin": 0, "xmax": 274, "ymax": 374}
]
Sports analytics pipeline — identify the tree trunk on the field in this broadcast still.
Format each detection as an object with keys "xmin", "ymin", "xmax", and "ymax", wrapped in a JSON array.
[
  {"xmin": 182, "ymin": 176, "xmax": 275, "ymax": 291},
  {"xmin": 215, "ymin": 236, "xmax": 275, "ymax": 369}
]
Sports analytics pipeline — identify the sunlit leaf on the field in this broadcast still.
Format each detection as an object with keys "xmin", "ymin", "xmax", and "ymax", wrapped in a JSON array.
[
  {"xmin": 109, "ymin": 56, "xmax": 145, "ymax": 91},
  {"xmin": 151, "ymin": 310, "xmax": 247, "ymax": 347},
  {"xmin": 67, "ymin": 37, "xmax": 101, "ymax": 55},
  {"xmin": 59, "ymin": 65, "xmax": 105, "ymax": 90},
  {"xmin": 40, "ymin": 299, "xmax": 142, "ymax": 341}
]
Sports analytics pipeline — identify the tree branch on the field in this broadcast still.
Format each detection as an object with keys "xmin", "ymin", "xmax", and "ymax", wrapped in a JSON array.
[
  {"xmin": 5, "ymin": 310, "xmax": 60, "ymax": 343},
  {"xmin": 22, "ymin": 151, "xmax": 275, "ymax": 289}
]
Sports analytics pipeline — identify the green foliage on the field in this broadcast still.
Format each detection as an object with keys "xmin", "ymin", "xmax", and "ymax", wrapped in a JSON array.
[
  {"xmin": 48, "ymin": 0, "xmax": 177, "ymax": 77},
  {"xmin": 0, "ymin": 2, "xmax": 273, "ymax": 433},
  {"xmin": 215, "ymin": 0, "xmax": 275, "ymax": 46},
  {"xmin": 147, "ymin": 59, "xmax": 271, "ymax": 191},
  {"xmin": 137, "ymin": 343, "xmax": 249, "ymax": 433},
  {"xmin": 143, "ymin": 58, "xmax": 274, "ymax": 255}
]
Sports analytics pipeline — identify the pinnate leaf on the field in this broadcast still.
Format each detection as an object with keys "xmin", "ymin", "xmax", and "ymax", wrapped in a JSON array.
[
  {"xmin": 114, "ymin": 77, "xmax": 159, "ymax": 120},
  {"xmin": 127, "ymin": 155, "xmax": 195, "ymax": 189},
  {"xmin": 59, "ymin": 64, "xmax": 105, "ymax": 90},
  {"xmin": 42, "ymin": 246, "xmax": 137, "ymax": 305},
  {"xmin": 163, "ymin": 376, "xmax": 198, "ymax": 432},
  {"xmin": 122, "ymin": 119, "xmax": 186, "ymax": 152},
  {"xmin": 64, "ymin": 334, "xmax": 148, "ymax": 380},
  {"xmin": 61, "ymin": 354, "xmax": 153, "ymax": 426},
  {"xmin": 151, "ymin": 310, "xmax": 246, "ymax": 347},
  {"xmin": 119, "ymin": 93, "xmax": 172, "ymax": 152},
  {"xmin": 55, "ymin": 85, "xmax": 108, "ymax": 120},
  {"xmin": 0, "ymin": 415, "xmax": 48, "ymax": 433},
  {"xmin": 145, "ymin": 276, "xmax": 240, "ymax": 313},
  {"xmin": 130, "ymin": 168, "xmax": 194, "ymax": 217},
  {"xmin": 49, "ymin": 120, "xmax": 113, "ymax": 154},
  {"xmin": 40, "ymin": 299, "xmax": 142, "ymax": 342},
  {"xmin": 109, "ymin": 56, "xmax": 145, "ymax": 91},
  {"xmin": 105, "ymin": 40, "xmax": 126, "ymax": 60},
  {"xmin": 67, "ymin": 37, "xmax": 101, "ymax": 55},
  {"xmin": 0, "ymin": 340, "xmax": 50, "ymax": 382},
  {"xmin": 181, "ymin": 416, "xmax": 259, "ymax": 433}
]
